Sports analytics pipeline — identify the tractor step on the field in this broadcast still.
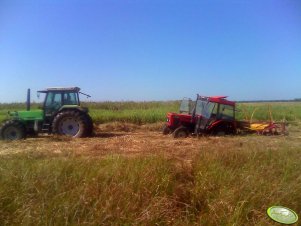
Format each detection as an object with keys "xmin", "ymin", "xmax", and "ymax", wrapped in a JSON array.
[{"xmin": 41, "ymin": 123, "xmax": 51, "ymax": 132}]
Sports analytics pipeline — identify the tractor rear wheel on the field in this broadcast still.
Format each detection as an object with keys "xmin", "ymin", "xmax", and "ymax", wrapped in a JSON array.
[
  {"xmin": 173, "ymin": 126, "xmax": 189, "ymax": 138},
  {"xmin": 0, "ymin": 120, "xmax": 26, "ymax": 140},
  {"xmin": 84, "ymin": 114, "xmax": 94, "ymax": 137},
  {"xmin": 211, "ymin": 124, "xmax": 235, "ymax": 136},
  {"xmin": 215, "ymin": 130, "xmax": 226, "ymax": 136},
  {"xmin": 52, "ymin": 111, "xmax": 89, "ymax": 138}
]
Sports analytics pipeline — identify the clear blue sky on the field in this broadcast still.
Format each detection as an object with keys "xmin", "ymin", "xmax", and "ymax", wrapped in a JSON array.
[{"xmin": 0, "ymin": 0, "xmax": 300, "ymax": 102}]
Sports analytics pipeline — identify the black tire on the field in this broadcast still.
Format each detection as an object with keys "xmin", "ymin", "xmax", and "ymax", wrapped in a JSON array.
[
  {"xmin": 0, "ymin": 120, "xmax": 26, "ymax": 140},
  {"xmin": 52, "ymin": 111, "xmax": 89, "ymax": 138},
  {"xmin": 162, "ymin": 125, "xmax": 171, "ymax": 135},
  {"xmin": 211, "ymin": 124, "xmax": 235, "ymax": 136},
  {"xmin": 173, "ymin": 126, "xmax": 189, "ymax": 138},
  {"xmin": 215, "ymin": 130, "xmax": 226, "ymax": 136},
  {"xmin": 83, "ymin": 114, "xmax": 94, "ymax": 137},
  {"xmin": 212, "ymin": 128, "xmax": 234, "ymax": 136}
]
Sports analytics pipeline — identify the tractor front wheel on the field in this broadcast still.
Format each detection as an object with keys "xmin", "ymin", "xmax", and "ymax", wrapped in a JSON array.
[
  {"xmin": 0, "ymin": 120, "xmax": 26, "ymax": 140},
  {"xmin": 162, "ymin": 125, "xmax": 172, "ymax": 135},
  {"xmin": 173, "ymin": 126, "xmax": 189, "ymax": 138},
  {"xmin": 52, "ymin": 111, "xmax": 89, "ymax": 138}
]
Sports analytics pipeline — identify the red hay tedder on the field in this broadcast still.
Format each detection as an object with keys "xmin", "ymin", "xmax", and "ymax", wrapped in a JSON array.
[{"xmin": 163, "ymin": 95, "xmax": 287, "ymax": 138}]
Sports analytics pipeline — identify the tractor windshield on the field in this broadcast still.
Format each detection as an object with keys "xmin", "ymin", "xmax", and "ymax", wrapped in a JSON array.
[
  {"xmin": 45, "ymin": 92, "xmax": 62, "ymax": 110},
  {"xmin": 179, "ymin": 98, "xmax": 193, "ymax": 114},
  {"xmin": 195, "ymin": 99, "xmax": 217, "ymax": 118}
]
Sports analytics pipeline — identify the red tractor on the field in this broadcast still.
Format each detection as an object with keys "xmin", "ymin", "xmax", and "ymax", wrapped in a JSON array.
[{"xmin": 163, "ymin": 95, "xmax": 236, "ymax": 138}]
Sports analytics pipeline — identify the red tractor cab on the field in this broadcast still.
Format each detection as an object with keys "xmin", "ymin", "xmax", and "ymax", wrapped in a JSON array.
[
  {"xmin": 163, "ymin": 95, "xmax": 237, "ymax": 138},
  {"xmin": 193, "ymin": 95, "xmax": 236, "ymax": 136}
]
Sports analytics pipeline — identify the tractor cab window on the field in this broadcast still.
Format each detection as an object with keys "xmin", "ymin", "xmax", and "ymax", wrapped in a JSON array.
[
  {"xmin": 195, "ymin": 99, "xmax": 206, "ymax": 115},
  {"xmin": 203, "ymin": 102, "xmax": 217, "ymax": 118},
  {"xmin": 195, "ymin": 100, "xmax": 217, "ymax": 118},
  {"xmin": 209, "ymin": 103, "xmax": 218, "ymax": 117},
  {"xmin": 218, "ymin": 104, "xmax": 234, "ymax": 120},
  {"xmin": 44, "ymin": 92, "xmax": 62, "ymax": 115},
  {"xmin": 179, "ymin": 98, "xmax": 193, "ymax": 114},
  {"xmin": 63, "ymin": 92, "xmax": 79, "ymax": 105}
]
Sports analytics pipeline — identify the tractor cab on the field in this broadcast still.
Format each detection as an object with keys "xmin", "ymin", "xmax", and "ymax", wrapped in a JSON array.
[
  {"xmin": 38, "ymin": 87, "xmax": 81, "ymax": 117},
  {"xmin": 194, "ymin": 95, "xmax": 236, "ymax": 135}
]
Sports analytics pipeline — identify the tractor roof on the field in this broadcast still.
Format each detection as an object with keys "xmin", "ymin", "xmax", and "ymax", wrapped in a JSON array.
[
  {"xmin": 38, "ymin": 87, "xmax": 80, "ymax": 93},
  {"xmin": 198, "ymin": 95, "xmax": 235, "ymax": 106}
]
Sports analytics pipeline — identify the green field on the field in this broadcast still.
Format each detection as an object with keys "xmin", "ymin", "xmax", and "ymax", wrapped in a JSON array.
[{"xmin": 1, "ymin": 101, "xmax": 301, "ymax": 124}]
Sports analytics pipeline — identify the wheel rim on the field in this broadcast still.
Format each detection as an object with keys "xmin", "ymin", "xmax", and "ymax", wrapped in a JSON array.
[
  {"xmin": 58, "ymin": 117, "xmax": 80, "ymax": 136},
  {"xmin": 4, "ymin": 127, "xmax": 21, "ymax": 140}
]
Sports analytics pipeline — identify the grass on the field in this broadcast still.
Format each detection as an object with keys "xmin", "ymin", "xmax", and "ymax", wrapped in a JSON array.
[
  {"xmin": 0, "ymin": 155, "xmax": 176, "ymax": 225},
  {"xmin": 237, "ymin": 102, "xmax": 301, "ymax": 122},
  {"xmin": 191, "ymin": 141, "xmax": 301, "ymax": 225},
  {"xmin": 0, "ymin": 140, "xmax": 300, "ymax": 225},
  {"xmin": 0, "ymin": 101, "xmax": 301, "ymax": 124}
]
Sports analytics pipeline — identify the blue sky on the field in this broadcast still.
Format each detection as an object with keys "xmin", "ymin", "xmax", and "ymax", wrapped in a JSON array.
[{"xmin": 0, "ymin": 0, "xmax": 300, "ymax": 102}]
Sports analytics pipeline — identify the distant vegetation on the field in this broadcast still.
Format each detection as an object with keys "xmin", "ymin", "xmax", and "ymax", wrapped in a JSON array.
[
  {"xmin": 0, "ymin": 101, "xmax": 301, "ymax": 124},
  {"xmin": 237, "ymin": 102, "xmax": 301, "ymax": 122},
  {"xmin": 85, "ymin": 101, "xmax": 179, "ymax": 124}
]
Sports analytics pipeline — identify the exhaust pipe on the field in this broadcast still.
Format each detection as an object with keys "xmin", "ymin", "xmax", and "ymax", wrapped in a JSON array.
[{"xmin": 27, "ymin": 88, "xmax": 30, "ymax": 111}]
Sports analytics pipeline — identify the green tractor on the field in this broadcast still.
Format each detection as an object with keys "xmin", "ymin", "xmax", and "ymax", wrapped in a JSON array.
[{"xmin": 0, "ymin": 87, "xmax": 93, "ymax": 140}]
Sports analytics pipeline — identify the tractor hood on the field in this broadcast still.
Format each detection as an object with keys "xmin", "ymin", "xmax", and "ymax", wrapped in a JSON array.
[
  {"xmin": 9, "ymin": 110, "xmax": 44, "ymax": 121},
  {"xmin": 165, "ymin": 112, "xmax": 195, "ymax": 128},
  {"xmin": 167, "ymin": 112, "xmax": 192, "ymax": 124},
  {"xmin": 167, "ymin": 112, "xmax": 192, "ymax": 119}
]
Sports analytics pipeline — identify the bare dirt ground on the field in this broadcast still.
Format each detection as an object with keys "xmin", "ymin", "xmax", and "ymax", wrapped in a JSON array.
[{"xmin": 1, "ymin": 123, "xmax": 300, "ymax": 163}]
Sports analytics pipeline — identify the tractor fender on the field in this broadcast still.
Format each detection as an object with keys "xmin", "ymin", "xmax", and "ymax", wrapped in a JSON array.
[
  {"xmin": 1, "ymin": 119, "xmax": 26, "ymax": 126},
  {"xmin": 207, "ymin": 120, "xmax": 223, "ymax": 131},
  {"xmin": 58, "ymin": 106, "xmax": 88, "ymax": 113}
]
